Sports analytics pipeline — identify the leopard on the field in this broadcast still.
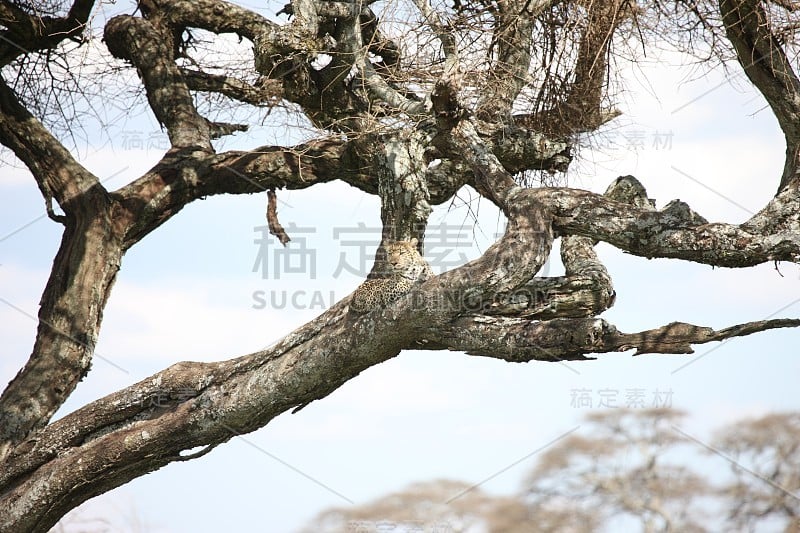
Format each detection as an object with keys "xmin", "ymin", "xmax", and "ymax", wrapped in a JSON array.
[{"xmin": 349, "ymin": 238, "xmax": 432, "ymax": 314}]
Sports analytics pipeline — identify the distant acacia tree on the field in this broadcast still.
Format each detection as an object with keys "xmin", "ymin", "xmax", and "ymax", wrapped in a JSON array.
[
  {"xmin": 523, "ymin": 409, "xmax": 711, "ymax": 532},
  {"xmin": 299, "ymin": 479, "xmax": 556, "ymax": 532},
  {"xmin": 1, "ymin": 0, "xmax": 800, "ymax": 530},
  {"xmin": 713, "ymin": 412, "xmax": 800, "ymax": 532}
]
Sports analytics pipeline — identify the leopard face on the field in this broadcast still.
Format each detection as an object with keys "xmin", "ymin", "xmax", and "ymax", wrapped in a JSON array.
[{"xmin": 381, "ymin": 240, "xmax": 432, "ymax": 282}]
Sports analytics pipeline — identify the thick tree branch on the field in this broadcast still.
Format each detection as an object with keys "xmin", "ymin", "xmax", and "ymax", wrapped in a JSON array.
[
  {"xmin": 0, "ymin": 279, "xmax": 418, "ymax": 530},
  {"xmin": 0, "ymin": 0, "xmax": 94, "ymax": 66},
  {"xmin": 140, "ymin": 0, "xmax": 359, "ymax": 131},
  {"xmin": 110, "ymin": 136, "xmax": 373, "ymax": 247},
  {"xmin": 139, "ymin": 0, "xmax": 275, "ymax": 41},
  {"xmin": 181, "ymin": 68, "xmax": 283, "ymax": 106},
  {"xmin": 430, "ymin": 65, "xmax": 542, "ymax": 208},
  {"xmin": 104, "ymin": 15, "xmax": 212, "ymax": 151},
  {"xmin": 475, "ymin": 0, "xmax": 550, "ymax": 120},
  {"xmin": 0, "ymin": 78, "xmax": 101, "ymax": 214},
  {"xmin": 316, "ymin": 0, "xmax": 361, "ymax": 90},
  {"xmin": 357, "ymin": 60, "xmax": 428, "ymax": 116},
  {"xmin": 376, "ymin": 132, "xmax": 433, "ymax": 245},
  {"xmin": 537, "ymin": 186, "xmax": 800, "ymax": 267},
  {"xmin": 419, "ymin": 317, "xmax": 800, "ymax": 360},
  {"xmin": 110, "ymin": 123, "xmax": 547, "ymax": 257},
  {"xmin": 488, "ymin": 226, "xmax": 617, "ymax": 321},
  {"xmin": 109, "ymin": 123, "xmax": 565, "ymax": 254},
  {"xmin": 0, "ymin": 359, "xmax": 223, "ymax": 491},
  {"xmin": 720, "ymin": 0, "xmax": 800, "ymax": 191},
  {"xmin": 399, "ymin": 192, "xmax": 554, "ymax": 326},
  {"xmin": 486, "ymin": 175, "xmax": 649, "ymax": 319},
  {"xmin": 742, "ymin": 174, "xmax": 800, "ymax": 234},
  {"xmin": 488, "ymin": 123, "xmax": 572, "ymax": 174},
  {"xmin": 337, "ymin": 1, "xmax": 427, "ymax": 120},
  {"xmin": 484, "ymin": 255, "xmax": 614, "ymax": 319},
  {"xmin": 0, "ymin": 211, "xmax": 127, "ymax": 463},
  {"xmin": 422, "ymin": 125, "xmax": 572, "ymax": 199},
  {"xmin": 0, "ymin": 6, "xmax": 132, "ymax": 463},
  {"xmin": 252, "ymin": 0, "xmax": 376, "ymax": 130},
  {"xmin": 452, "ymin": 119, "xmax": 521, "ymax": 209}
]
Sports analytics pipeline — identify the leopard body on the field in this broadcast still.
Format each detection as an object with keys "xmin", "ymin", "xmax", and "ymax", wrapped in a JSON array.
[{"xmin": 350, "ymin": 240, "xmax": 432, "ymax": 314}]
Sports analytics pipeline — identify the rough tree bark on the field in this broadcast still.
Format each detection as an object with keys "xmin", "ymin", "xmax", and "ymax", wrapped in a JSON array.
[{"xmin": 0, "ymin": 0, "xmax": 798, "ymax": 530}]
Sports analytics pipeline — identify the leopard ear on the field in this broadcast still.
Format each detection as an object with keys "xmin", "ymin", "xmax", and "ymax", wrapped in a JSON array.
[{"xmin": 409, "ymin": 237, "xmax": 418, "ymax": 246}]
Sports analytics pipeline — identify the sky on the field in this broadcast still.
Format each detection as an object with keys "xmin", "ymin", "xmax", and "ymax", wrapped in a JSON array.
[{"xmin": 1, "ymin": 12, "xmax": 800, "ymax": 533}]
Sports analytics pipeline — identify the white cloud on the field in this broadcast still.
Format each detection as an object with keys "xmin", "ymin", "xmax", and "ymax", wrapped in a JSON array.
[
  {"xmin": 97, "ymin": 277, "xmax": 298, "ymax": 365},
  {"xmin": 0, "ymin": 162, "xmax": 35, "ymax": 187},
  {"xmin": 0, "ymin": 265, "xmax": 50, "ymax": 379}
]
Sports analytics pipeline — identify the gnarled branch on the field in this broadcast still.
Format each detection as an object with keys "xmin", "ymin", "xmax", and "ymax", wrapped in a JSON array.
[{"xmin": 104, "ymin": 15, "xmax": 212, "ymax": 150}]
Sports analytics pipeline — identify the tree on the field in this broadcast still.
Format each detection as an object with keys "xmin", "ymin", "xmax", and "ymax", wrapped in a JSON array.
[
  {"xmin": 523, "ymin": 409, "xmax": 711, "ymax": 532},
  {"xmin": 0, "ymin": 0, "xmax": 798, "ymax": 530},
  {"xmin": 713, "ymin": 412, "xmax": 800, "ymax": 532},
  {"xmin": 299, "ymin": 479, "xmax": 553, "ymax": 532}
]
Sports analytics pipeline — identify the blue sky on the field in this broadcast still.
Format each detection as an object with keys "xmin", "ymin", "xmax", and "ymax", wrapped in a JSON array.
[{"xmin": 1, "ymin": 40, "xmax": 799, "ymax": 533}]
